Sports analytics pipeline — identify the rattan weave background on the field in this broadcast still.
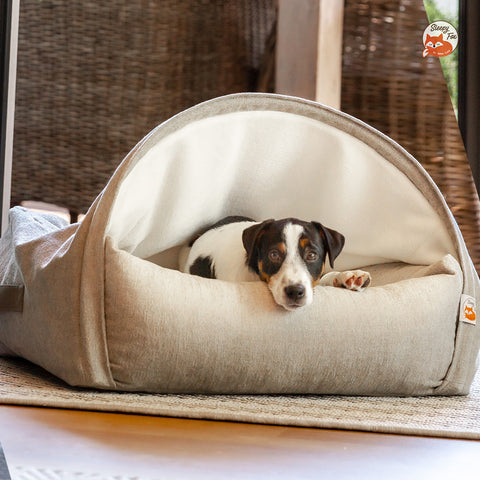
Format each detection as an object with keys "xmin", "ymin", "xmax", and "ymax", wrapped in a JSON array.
[
  {"xmin": 12, "ymin": 0, "xmax": 479, "ymax": 272},
  {"xmin": 12, "ymin": 0, "xmax": 277, "ymax": 217},
  {"xmin": 341, "ymin": 0, "xmax": 480, "ymax": 272}
]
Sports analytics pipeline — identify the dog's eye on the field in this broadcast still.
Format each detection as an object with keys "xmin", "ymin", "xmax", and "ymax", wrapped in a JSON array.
[
  {"xmin": 268, "ymin": 249, "xmax": 282, "ymax": 263},
  {"xmin": 305, "ymin": 250, "xmax": 319, "ymax": 262}
]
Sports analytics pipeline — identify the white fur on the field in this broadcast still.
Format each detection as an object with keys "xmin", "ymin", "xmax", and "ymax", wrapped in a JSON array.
[
  {"xmin": 181, "ymin": 221, "xmax": 259, "ymax": 282},
  {"xmin": 182, "ymin": 221, "xmax": 314, "ymax": 310},
  {"xmin": 267, "ymin": 223, "xmax": 313, "ymax": 310},
  {"xmin": 181, "ymin": 220, "xmax": 371, "ymax": 311},
  {"xmin": 319, "ymin": 270, "xmax": 371, "ymax": 291}
]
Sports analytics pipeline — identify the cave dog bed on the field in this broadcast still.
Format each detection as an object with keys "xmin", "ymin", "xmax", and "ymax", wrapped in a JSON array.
[{"xmin": 1, "ymin": 94, "xmax": 479, "ymax": 396}]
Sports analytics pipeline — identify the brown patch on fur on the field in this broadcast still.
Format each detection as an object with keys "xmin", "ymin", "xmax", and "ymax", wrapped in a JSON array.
[
  {"xmin": 300, "ymin": 238, "xmax": 310, "ymax": 249},
  {"xmin": 257, "ymin": 260, "xmax": 271, "ymax": 283},
  {"xmin": 311, "ymin": 264, "xmax": 325, "ymax": 287}
]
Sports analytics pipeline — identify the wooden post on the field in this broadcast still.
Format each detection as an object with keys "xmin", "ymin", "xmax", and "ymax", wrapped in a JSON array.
[{"xmin": 275, "ymin": 0, "xmax": 344, "ymax": 109}]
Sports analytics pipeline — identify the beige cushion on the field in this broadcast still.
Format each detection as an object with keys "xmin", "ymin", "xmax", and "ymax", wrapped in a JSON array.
[{"xmin": 105, "ymin": 238, "xmax": 462, "ymax": 395}]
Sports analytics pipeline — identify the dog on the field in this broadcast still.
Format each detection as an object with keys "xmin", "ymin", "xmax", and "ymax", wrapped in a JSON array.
[{"xmin": 180, "ymin": 216, "xmax": 371, "ymax": 311}]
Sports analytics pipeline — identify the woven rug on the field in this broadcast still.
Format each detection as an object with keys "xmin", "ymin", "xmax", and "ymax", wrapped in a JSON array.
[{"xmin": 1, "ymin": 357, "xmax": 479, "ymax": 440}]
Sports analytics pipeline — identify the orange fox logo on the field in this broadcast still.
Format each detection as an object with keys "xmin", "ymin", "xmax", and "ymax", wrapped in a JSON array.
[
  {"xmin": 464, "ymin": 304, "xmax": 476, "ymax": 322},
  {"xmin": 423, "ymin": 33, "xmax": 453, "ymax": 58}
]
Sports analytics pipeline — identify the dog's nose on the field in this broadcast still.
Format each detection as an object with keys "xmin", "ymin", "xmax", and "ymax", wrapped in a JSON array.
[{"xmin": 284, "ymin": 284, "xmax": 305, "ymax": 301}]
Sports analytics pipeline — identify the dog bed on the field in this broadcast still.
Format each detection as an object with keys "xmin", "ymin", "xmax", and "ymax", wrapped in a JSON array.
[{"xmin": 0, "ymin": 93, "xmax": 479, "ymax": 396}]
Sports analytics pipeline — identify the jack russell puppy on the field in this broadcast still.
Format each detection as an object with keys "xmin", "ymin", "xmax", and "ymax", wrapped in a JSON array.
[{"xmin": 180, "ymin": 216, "xmax": 371, "ymax": 311}]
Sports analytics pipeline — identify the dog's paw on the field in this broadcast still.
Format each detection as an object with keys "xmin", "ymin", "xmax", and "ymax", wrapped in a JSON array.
[{"xmin": 333, "ymin": 270, "xmax": 371, "ymax": 291}]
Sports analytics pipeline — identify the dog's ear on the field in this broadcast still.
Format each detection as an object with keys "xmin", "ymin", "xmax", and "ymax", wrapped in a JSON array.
[
  {"xmin": 312, "ymin": 222, "xmax": 345, "ymax": 268},
  {"xmin": 242, "ymin": 220, "xmax": 274, "ymax": 273}
]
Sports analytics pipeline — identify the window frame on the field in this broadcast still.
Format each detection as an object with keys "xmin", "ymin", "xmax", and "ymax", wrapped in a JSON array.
[
  {"xmin": 458, "ymin": 0, "xmax": 480, "ymax": 195},
  {"xmin": 0, "ymin": 0, "xmax": 19, "ymax": 235}
]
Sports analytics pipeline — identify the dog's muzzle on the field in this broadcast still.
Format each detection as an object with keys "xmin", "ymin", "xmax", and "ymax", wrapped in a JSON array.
[{"xmin": 283, "ymin": 283, "xmax": 308, "ymax": 309}]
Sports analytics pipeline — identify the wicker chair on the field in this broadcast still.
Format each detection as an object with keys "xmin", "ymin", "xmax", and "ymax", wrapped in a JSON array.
[
  {"xmin": 12, "ymin": 0, "xmax": 277, "ymax": 221},
  {"xmin": 341, "ymin": 0, "xmax": 480, "ymax": 272}
]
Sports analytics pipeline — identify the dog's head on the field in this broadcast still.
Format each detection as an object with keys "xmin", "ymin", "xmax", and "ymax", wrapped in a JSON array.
[{"xmin": 242, "ymin": 219, "xmax": 345, "ymax": 311}]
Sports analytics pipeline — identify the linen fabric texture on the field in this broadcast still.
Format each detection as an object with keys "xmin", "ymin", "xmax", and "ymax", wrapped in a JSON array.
[{"xmin": 0, "ymin": 94, "xmax": 478, "ymax": 396}]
